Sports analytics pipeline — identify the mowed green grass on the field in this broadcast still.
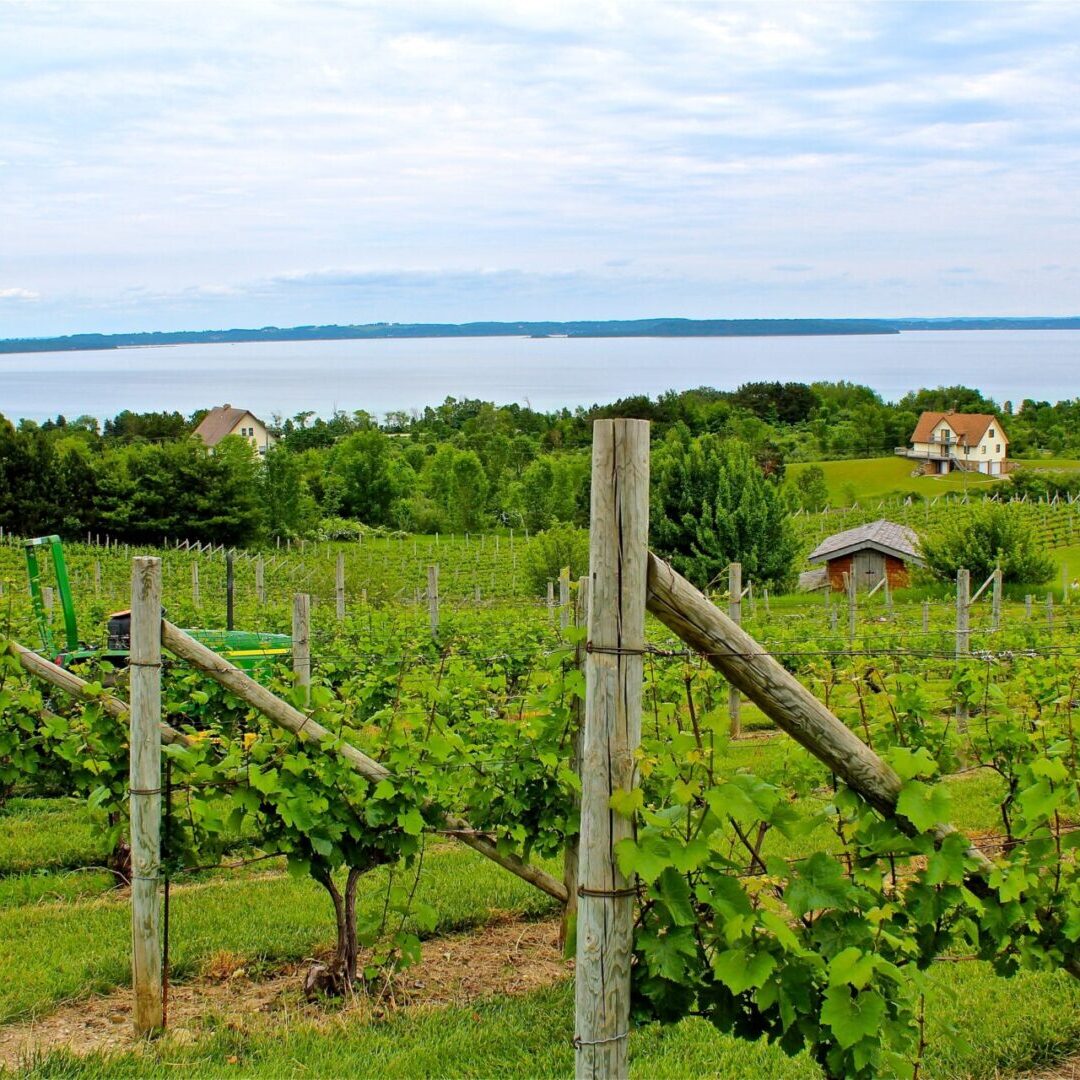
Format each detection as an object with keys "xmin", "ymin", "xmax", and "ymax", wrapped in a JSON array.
[
  {"xmin": 788, "ymin": 455, "xmax": 1080, "ymax": 507},
  {"xmin": 8, "ymin": 743, "xmax": 1080, "ymax": 1077}
]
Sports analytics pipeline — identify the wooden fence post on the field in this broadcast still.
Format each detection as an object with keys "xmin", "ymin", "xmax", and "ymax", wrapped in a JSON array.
[
  {"xmin": 191, "ymin": 562, "xmax": 199, "ymax": 608},
  {"xmin": 846, "ymin": 570, "xmax": 857, "ymax": 646},
  {"xmin": 547, "ymin": 580, "xmax": 555, "ymax": 624},
  {"xmin": 561, "ymin": 576, "xmax": 590, "ymax": 949},
  {"xmin": 256, "ymin": 558, "xmax": 266, "ymax": 605},
  {"xmin": 991, "ymin": 568, "xmax": 1002, "ymax": 632},
  {"xmin": 559, "ymin": 566, "xmax": 571, "ymax": 634},
  {"xmin": 728, "ymin": 562, "xmax": 742, "ymax": 737},
  {"xmin": 575, "ymin": 418, "xmax": 649, "ymax": 1080},
  {"xmin": 956, "ymin": 569, "xmax": 970, "ymax": 731},
  {"xmin": 336, "ymin": 552, "xmax": 346, "ymax": 622},
  {"xmin": 292, "ymin": 594, "xmax": 311, "ymax": 704},
  {"xmin": 922, "ymin": 600, "xmax": 930, "ymax": 634},
  {"xmin": 225, "ymin": 551, "xmax": 235, "ymax": 631},
  {"xmin": 94, "ymin": 560, "xmax": 102, "ymax": 596},
  {"xmin": 1025, "ymin": 594, "xmax": 1033, "ymax": 620},
  {"xmin": 428, "ymin": 565, "xmax": 439, "ymax": 639},
  {"xmin": 130, "ymin": 556, "xmax": 163, "ymax": 1036}
]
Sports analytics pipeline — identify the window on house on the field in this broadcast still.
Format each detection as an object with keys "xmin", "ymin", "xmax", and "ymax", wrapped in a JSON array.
[
  {"xmin": 989, "ymin": 428, "xmax": 995, "ymax": 437},
  {"xmin": 982, "ymin": 446, "xmax": 986, "ymax": 454},
  {"xmin": 996, "ymin": 444, "xmax": 1002, "ymax": 454}
]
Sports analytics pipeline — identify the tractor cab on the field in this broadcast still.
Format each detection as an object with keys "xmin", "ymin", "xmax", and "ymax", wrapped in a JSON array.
[{"xmin": 25, "ymin": 536, "xmax": 291, "ymax": 675}]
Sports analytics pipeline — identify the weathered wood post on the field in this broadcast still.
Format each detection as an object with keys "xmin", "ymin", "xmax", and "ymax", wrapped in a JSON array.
[
  {"xmin": 575, "ymin": 418, "xmax": 649, "ymax": 1080},
  {"xmin": 559, "ymin": 566, "xmax": 571, "ymax": 634},
  {"xmin": 1025, "ymin": 593, "xmax": 1033, "ymax": 620},
  {"xmin": 191, "ymin": 562, "xmax": 200, "ymax": 608},
  {"xmin": 991, "ymin": 568, "xmax": 1002, "ymax": 632},
  {"xmin": 547, "ymin": 580, "xmax": 556, "ymax": 624},
  {"xmin": 130, "ymin": 556, "xmax": 163, "ymax": 1036},
  {"xmin": 336, "ymin": 552, "xmax": 346, "ymax": 622},
  {"xmin": 42, "ymin": 585, "xmax": 54, "ymax": 613},
  {"xmin": 255, "ymin": 557, "xmax": 266, "ymax": 605},
  {"xmin": 728, "ymin": 562, "xmax": 742, "ymax": 737},
  {"xmin": 427, "ymin": 564, "xmax": 439, "ymax": 639},
  {"xmin": 1047, "ymin": 592, "xmax": 1055, "ymax": 637},
  {"xmin": 560, "ymin": 576, "xmax": 590, "ymax": 950},
  {"xmin": 846, "ymin": 570, "xmax": 857, "ymax": 646},
  {"xmin": 922, "ymin": 599, "xmax": 930, "ymax": 634},
  {"xmin": 292, "ymin": 593, "xmax": 311, "ymax": 704},
  {"xmin": 956, "ymin": 569, "xmax": 970, "ymax": 731},
  {"xmin": 93, "ymin": 560, "xmax": 102, "ymax": 596},
  {"xmin": 225, "ymin": 551, "xmax": 235, "ymax": 631}
]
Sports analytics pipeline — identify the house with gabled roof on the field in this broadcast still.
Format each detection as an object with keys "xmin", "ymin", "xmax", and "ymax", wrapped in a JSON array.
[
  {"xmin": 193, "ymin": 404, "xmax": 274, "ymax": 456},
  {"xmin": 805, "ymin": 519, "xmax": 923, "ymax": 592},
  {"xmin": 896, "ymin": 410, "xmax": 1009, "ymax": 476}
]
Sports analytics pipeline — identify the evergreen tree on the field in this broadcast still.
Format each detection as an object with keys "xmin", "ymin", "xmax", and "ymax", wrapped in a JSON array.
[{"xmin": 651, "ymin": 433, "xmax": 798, "ymax": 591}]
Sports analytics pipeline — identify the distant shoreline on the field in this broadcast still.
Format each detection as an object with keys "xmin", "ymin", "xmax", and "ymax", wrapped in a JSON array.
[{"xmin": 3, "ymin": 316, "xmax": 1080, "ymax": 357}]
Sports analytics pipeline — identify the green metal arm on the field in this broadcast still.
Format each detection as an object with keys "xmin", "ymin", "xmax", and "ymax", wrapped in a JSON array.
[{"xmin": 24, "ymin": 536, "xmax": 80, "ymax": 657}]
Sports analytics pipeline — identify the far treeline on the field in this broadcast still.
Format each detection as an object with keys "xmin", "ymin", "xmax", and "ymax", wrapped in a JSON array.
[{"xmin": 2, "ymin": 380, "xmax": 1079, "ymax": 566}]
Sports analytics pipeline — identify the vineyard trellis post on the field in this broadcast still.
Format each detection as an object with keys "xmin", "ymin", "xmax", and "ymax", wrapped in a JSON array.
[
  {"xmin": 559, "ymin": 566, "xmax": 571, "ymax": 634},
  {"xmin": 991, "ymin": 567, "xmax": 1002, "ymax": 632},
  {"xmin": 956, "ymin": 568, "xmax": 970, "ymax": 731},
  {"xmin": 226, "ymin": 550, "xmax": 235, "ymax": 631},
  {"xmin": 427, "ymin": 564, "xmax": 439, "ymax": 639},
  {"xmin": 560, "ymin": 575, "xmax": 590, "ymax": 949},
  {"xmin": 256, "ymin": 557, "xmax": 266, "ymax": 605},
  {"xmin": 727, "ymin": 561, "xmax": 742, "ymax": 737},
  {"xmin": 292, "ymin": 593, "xmax": 311, "ymax": 703},
  {"xmin": 336, "ymin": 553, "xmax": 346, "ymax": 621},
  {"xmin": 130, "ymin": 556, "xmax": 163, "ymax": 1036},
  {"xmin": 575, "ymin": 418, "xmax": 649, "ymax": 1080}
]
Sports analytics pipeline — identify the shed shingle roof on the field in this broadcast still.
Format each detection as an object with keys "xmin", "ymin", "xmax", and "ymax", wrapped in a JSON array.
[
  {"xmin": 193, "ymin": 406, "xmax": 256, "ymax": 447},
  {"xmin": 910, "ymin": 411, "xmax": 1007, "ymax": 447},
  {"xmin": 808, "ymin": 519, "xmax": 923, "ymax": 565}
]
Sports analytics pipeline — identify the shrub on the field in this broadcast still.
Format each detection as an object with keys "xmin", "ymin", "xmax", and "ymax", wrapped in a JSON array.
[
  {"xmin": 918, "ymin": 501, "xmax": 1055, "ymax": 584},
  {"xmin": 522, "ymin": 523, "xmax": 590, "ymax": 595}
]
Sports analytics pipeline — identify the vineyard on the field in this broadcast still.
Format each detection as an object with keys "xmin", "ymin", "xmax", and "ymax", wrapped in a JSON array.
[{"xmin": 6, "ymin": 445, "xmax": 1080, "ymax": 1078}]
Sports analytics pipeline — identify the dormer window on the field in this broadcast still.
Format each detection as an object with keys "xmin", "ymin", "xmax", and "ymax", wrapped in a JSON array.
[{"xmin": 989, "ymin": 428, "xmax": 995, "ymax": 438}]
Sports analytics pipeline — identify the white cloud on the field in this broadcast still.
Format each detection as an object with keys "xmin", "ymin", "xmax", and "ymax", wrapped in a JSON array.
[{"xmin": 0, "ymin": 287, "xmax": 39, "ymax": 301}]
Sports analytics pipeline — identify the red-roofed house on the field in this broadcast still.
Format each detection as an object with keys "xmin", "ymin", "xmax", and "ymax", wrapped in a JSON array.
[
  {"xmin": 193, "ymin": 405, "xmax": 274, "ymax": 456},
  {"xmin": 897, "ymin": 411, "xmax": 1009, "ymax": 476}
]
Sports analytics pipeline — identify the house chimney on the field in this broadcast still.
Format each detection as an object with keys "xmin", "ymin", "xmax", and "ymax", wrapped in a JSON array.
[{"xmin": 223, "ymin": 403, "xmax": 231, "ymax": 409}]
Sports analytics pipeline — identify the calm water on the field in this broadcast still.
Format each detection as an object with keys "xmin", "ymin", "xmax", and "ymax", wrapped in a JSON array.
[{"xmin": 2, "ymin": 330, "xmax": 1079, "ymax": 424}]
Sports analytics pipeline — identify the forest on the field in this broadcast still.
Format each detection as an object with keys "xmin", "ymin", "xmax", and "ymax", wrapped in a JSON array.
[{"xmin": 4, "ymin": 379, "xmax": 1080, "ymax": 547}]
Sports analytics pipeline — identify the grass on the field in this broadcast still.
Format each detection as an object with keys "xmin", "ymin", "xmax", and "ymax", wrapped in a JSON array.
[{"xmin": 788, "ymin": 454, "xmax": 1080, "ymax": 507}]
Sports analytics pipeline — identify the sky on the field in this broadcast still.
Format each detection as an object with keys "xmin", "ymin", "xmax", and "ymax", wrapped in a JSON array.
[{"xmin": 1, "ymin": 0, "xmax": 1079, "ymax": 337}]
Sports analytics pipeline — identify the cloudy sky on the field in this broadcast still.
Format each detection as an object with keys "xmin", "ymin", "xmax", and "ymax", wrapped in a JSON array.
[{"xmin": 2, "ymin": 0, "xmax": 1079, "ymax": 336}]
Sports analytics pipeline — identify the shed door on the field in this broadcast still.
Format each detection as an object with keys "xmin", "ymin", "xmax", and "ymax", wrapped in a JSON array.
[{"xmin": 852, "ymin": 551, "xmax": 885, "ymax": 591}]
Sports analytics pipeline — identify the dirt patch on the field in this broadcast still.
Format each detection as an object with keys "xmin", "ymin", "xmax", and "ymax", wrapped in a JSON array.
[{"xmin": 0, "ymin": 914, "xmax": 569, "ymax": 1070}]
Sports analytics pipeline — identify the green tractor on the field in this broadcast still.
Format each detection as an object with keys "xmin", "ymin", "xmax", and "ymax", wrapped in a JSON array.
[{"xmin": 25, "ymin": 536, "xmax": 291, "ymax": 675}]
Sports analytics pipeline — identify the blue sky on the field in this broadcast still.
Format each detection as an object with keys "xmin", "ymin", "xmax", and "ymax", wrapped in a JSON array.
[{"xmin": 1, "ymin": 0, "xmax": 1079, "ymax": 336}]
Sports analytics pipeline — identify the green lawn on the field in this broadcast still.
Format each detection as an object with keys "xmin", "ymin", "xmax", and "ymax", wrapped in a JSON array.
[{"xmin": 788, "ymin": 455, "xmax": 1080, "ymax": 507}]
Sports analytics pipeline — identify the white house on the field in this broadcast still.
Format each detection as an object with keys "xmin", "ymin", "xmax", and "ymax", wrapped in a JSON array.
[
  {"xmin": 193, "ymin": 405, "xmax": 274, "ymax": 455},
  {"xmin": 897, "ymin": 411, "xmax": 1009, "ymax": 476}
]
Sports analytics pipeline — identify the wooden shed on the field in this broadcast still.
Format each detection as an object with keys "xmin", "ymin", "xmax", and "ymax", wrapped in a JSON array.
[{"xmin": 807, "ymin": 519, "xmax": 923, "ymax": 592}]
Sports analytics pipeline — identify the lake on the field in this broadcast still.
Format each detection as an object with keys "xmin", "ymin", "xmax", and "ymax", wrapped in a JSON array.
[{"xmin": 2, "ymin": 329, "xmax": 1079, "ymax": 424}]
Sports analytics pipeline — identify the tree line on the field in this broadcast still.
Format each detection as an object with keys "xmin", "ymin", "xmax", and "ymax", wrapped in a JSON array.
[{"xmin": 3, "ymin": 380, "xmax": 1078, "ymax": 560}]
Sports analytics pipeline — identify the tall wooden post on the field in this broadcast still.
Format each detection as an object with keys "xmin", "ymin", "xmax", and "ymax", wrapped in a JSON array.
[
  {"xmin": 922, "ymin": 600, "xmax": 930, "ymax": 634},
  {"xmin": 956, "ymin": 569, "xmax": 970, "ymax": 731},
  {"xmin": 336, "ymin": 552, "xmax": 346, "ymax": 622},
  {"xmin": 427, "ymin": 564, "xmax": 439, "ymax": 639},
  {"xmin": 728, "ymin": 562, "xmax": 742, "ymax": 737},
  {"xmin": 292, "ymin": 594, "xmax": 311, "ymax": 704},
  {"xmin": 1025, "ymin": 594, "xmax": 1033, "ymax": 620},
  {"xmin": 1047, "ymin": 592, "xmax": 1055, "ymax": 637},
  {"xmin": 561, "ymin": 576, "xmax": 590, "ymax": 950},
  {"xmin": 575, "ymin": 418, "xmax": 649, "ymax": 1080},
  {"xmin": 255, "ymin": 558, "xmax": 266, "ymax": 605},
  {"xmin": 846, "ymin": 570, "xmax": 857, "ymax": 646},
  {"xmin": 559, "ymin": 566, "xmax": 571, "ymax": 634},
  {"xmin": 94, "ymin": 560, "xmax": 102, "ymax": 596},
  {"xmin": 225, "ymin": 551, "xmax": 235, "ymax": 632},
  {"xmin": 547, "ymin": 580, "xmax": 556, "ymax": 623},
  {"xmin": 130, "ymin": 557, "xmax": 163, "ymax": 1036},
  {"xmin": 991, "ymin": 568, "xmax": 1002, "ymax": 632},
  {"xmin": 191, "ymin": 562, "xmax": 199, "ymax": 608}
]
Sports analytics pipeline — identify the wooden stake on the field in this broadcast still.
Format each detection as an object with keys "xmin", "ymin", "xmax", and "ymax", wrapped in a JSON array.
[
  {"xmin": 922, "ymin": 600, "xmax": 930, "ymax": 634},
  {"xmin": 256, "ymin": 558, "xmax": 266, "ymax": 605},
  {"xmin": 559, "ymin": 566, "xmax": 571, "ymax": 634},
  {"xmin": 191, "ymin": 562, "xmax": 199, "ymax": 607},
  {"xmin": 427, "ymin": 564, "xmax": 439, "ymax": 639},
  {"xmin": 728, "ymin": 562, "xmax": 742, "ymax": 737},
  {"xmin": 130, "ymin": 557, "xmax": 163, "ymax": 1036},
  {"xmin": 991, "ymin": 568, "xmax": 1002, "ymax": 632},
  {"xmin": 561, "ymin": 576, "xmax": 589, "ymax": 950},
  {"xmin": 225, "ymin": 551, "xmax": 235, "ymax": 631},
  {"xmin": 336, "ymin": 552, "xmax": 346, "ymax": 622},
  {"xmin": 292, "ymin": 594, "xmax": 310, "ymax": 704},
  {"xmin": 956, "ymin": 569, "xmax": 970, "ymax": 732},
  {"xmin": 575, "ymin": 418, "xmax": 649, "ymax": 1080}
]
